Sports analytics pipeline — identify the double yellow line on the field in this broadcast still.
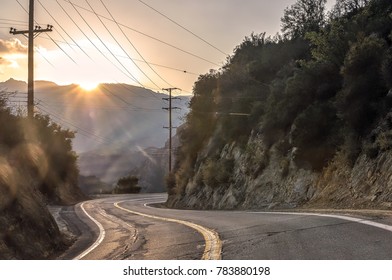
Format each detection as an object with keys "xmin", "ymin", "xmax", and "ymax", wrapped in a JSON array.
[{"xmin": 114, "ymin": 202, "xmax": 222, "ymax": 260}]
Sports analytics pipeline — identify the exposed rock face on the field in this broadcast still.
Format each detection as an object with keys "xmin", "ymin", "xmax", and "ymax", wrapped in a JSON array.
[
  {"xmin": 310, "ymin": 151, "xmax": 392, "ymax": 209},
  {"xmin": 167, "ymin": 126, "xmax": 392, "ymax": 210}
]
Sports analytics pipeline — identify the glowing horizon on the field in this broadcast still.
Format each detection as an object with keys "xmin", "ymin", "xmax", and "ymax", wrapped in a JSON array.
[{"xmin": 78, "ymin": 82, "xmax": 100, "ymax": 91}]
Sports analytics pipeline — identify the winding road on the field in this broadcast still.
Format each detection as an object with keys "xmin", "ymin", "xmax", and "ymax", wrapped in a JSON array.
[{"xmin": 55, "ymin": 193, "xmax": 392, "ymax": 260}]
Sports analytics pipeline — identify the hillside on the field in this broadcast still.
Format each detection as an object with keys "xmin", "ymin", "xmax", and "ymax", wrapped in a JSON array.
[
  {"xmin": 0, "ymin": 92, "xmax": 85, "ymax": 259},
  {"xmin": 166, "ymin": 0, "xmax": 392, "ymax": 210}
]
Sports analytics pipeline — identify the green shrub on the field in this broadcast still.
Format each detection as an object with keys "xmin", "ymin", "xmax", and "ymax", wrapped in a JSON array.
[{"xmin": 113, "ymin": 175, "xmax": 141, "ymax": 194}]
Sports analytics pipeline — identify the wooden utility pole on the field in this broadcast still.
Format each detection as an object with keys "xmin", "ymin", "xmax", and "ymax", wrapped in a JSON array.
[
  {"xmin": 10, "ymin": 0, "xmax": 53, "ymax": 118},
  {"xmin": 163, "ymin": 88, "xmax": 180, "ymax": 173}
]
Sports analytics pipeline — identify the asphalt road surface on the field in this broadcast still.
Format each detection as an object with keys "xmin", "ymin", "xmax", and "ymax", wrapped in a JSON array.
[{"xmin": 55, "ymin": 193, "xmax": 392, "ymax": 260}]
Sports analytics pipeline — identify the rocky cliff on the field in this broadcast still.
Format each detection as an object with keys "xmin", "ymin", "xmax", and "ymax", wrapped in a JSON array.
[{"xmin": 167, "ymin": 118, "xmax": 392, "ymax": 210}]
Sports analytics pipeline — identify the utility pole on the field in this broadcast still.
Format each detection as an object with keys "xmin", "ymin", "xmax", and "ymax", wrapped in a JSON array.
[
  {"xmin": 162, "ymin": 88, "xmax": 180, "ymax": 173},
  {"xmin": 10, "ymin": 0, "xmax": 53, "ymax": 118}
]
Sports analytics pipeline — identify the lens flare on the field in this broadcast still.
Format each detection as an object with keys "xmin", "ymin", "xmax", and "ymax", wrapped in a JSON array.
[{"xmin": 0, "ymin": 157, "xmax": 18, "ymax": 209}]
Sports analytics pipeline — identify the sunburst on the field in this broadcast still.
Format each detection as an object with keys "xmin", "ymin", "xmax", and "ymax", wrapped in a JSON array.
[{"xmin": 79, "ymin": 82, "xmax": 99, "ymax": 91}]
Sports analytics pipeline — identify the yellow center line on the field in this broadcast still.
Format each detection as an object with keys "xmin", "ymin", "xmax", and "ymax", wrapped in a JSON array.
[{"xmin": 114, "ymin": 201, "xmax": 222, "ymax": 260}]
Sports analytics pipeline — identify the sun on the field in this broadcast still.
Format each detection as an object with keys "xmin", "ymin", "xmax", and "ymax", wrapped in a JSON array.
[{"xmin": 78, "ymin": 82, "xmax": 99, "ymax": 91}]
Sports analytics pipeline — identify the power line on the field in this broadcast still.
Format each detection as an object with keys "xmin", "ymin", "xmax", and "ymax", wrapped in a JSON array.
[
  {"xmin": 35, "ymin": 34, "xmax": 198, "ymax": 76},
  {"xmin": 56, "ymin": 0, "xmax": 221, "ymax": 67},
  {"xmin": 45, "ymin": 33, "xmax": 78, "ymax": 64},
  {"xmin": 56, "ymin": 0, "xmax": 138, "ymax": 82},
  {"xmin": 66, "ymin": 0, "xmax": 142, "ymax": 86},
  {"xmin": 85, "ymin": 0, "xmax": 162, "ymax": 91},
  {"xmin": 55, "ymin": 0, "xmax": 95, "ymax": 60},
  {"xmin": 99, "ymin": 0, "xmax": 175, "ymax": 88},
  {"xmin": 111, "ymin": 81, "xmax": 164, "ymax": 102},
  {"xmin": 135, "ymin": 0, "xmax": 228, "ymax": 56},
  {"xmin": 37, "ymin": 15, "xmax": 75, "ymax": 53},
  {"xmin": 0, "ymin": 22, "xmax": 28, "ymax": 27},
  {"xmin": 99, "ymin": 83, "xmax": 158, "ymax": 109},
  {"xmin": 37, "ymin": 0, "xmax": 92, "ymax": 59},
  {"xmin": 36, "ymin": 102, "xmax": 114, "ymax": 145},
  {"xmin": 8, "ymin": 2, "xmax": 204, "ymax": 93},
  {"xmin": 35, "ymin": 99, "xmax": 163, "ymax": 112},
  {"xmin": 68, "ymin": 1, "xmax": 144, "ymax": 87},
  {"xmin": 35, "ymin": 45, "xmax": 56, "ymax": 67},
  {"xmin": 14, "ymin": 0, "xmax": 76, "ymax": 66},
  {"xmin": 0, "ymin": 18, "xmax": 28, "ymax": 23}
]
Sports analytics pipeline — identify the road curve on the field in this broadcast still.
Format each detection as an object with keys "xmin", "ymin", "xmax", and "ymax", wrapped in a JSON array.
[
  {"xmin": 114, "ymin": 201, "xmax": 221, "ymax": 260},
  {"xmin": 57, "ymin": 193, "xmax": 392, "ymax": 260}
]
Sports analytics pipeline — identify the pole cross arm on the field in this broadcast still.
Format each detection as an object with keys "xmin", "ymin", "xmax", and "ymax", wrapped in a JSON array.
[{"xmin": 10, "ymin": 25, "xmax": 53, "ymax": 35}]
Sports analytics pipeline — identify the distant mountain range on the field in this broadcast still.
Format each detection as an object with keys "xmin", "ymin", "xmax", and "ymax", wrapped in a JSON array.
[{"xmin": 0, "ymin": 78, "xmax": 190, "ymax": 187}]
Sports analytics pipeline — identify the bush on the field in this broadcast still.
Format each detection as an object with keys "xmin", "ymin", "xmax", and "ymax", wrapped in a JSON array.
[
  {"xmin": 113, "ymin": 175, "xmax": 141, "ymax": 194},
  {"xmin": 290, "ymin": 103, "xmax": 340, "ymax": 170},
  {"xmin": 337, "ymin": 35, "xmax": 388, "ymax": 134}
]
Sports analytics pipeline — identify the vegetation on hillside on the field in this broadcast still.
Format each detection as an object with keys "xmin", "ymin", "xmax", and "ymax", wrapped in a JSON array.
[
  {"xmin": 168, "ymin": 0, "xmax": 392, "ymax": 201},
  {"xmin": 0, "ymin": 92, "xmax": 84, "ymax": 259}
]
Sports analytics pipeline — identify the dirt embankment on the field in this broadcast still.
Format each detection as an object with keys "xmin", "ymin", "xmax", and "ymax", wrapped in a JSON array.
[{"xmin": 0, "ymin": 161, "xmax": 85, "ymax": 259}]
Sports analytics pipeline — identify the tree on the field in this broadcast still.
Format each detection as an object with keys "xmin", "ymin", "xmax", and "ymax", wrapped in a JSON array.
[
  {"xmin": 331, "ymin": 0, "xmax": 369, "ymax": 17},
  {"xmin": 337, "ymin": 35, "xmax": 387, "ymax": 134},
  {"xmin": 113, "ymin": 175, "xmax": 141, "ymax": 194},
  {"xmin": 281, "ymin": 0, "xmax": 327, "ymax": 38}
]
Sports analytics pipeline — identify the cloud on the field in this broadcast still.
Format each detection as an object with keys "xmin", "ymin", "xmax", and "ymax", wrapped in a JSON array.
[
  {"xmin": 0, "ymin": 39, "xmax": 27, "ymax": 70},
  {"xmin": 0, "ymin": 38, "xmax": 28, "ymax": 55}
]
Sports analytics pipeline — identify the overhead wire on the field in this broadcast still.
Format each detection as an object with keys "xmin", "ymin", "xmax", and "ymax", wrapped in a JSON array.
[
  {"xmin": 35, "ymin": 106, "xmax": 105, "ymax": 143},
  {"xmin": 99, "ymin": 83, "xmax": 162, "ymax": 108},
  {"xmin": 0, "ymin": 18, "xmax": 27, "ymax": 23},
  {"xmin": 85, "ymin": 0, "xmax": 166, "ymax": 95},
  {"xmin": 35, "ymin": 34, "xmax": 198, "ymax": 76},
  {"xmin": 35, "ymin": 46, "xmax": 56, "ymax": 67},
  {"xmin": 36, "ymin": 99, "xmax": 163, "ymax": 112},
  {"xmin": 10, "ymin": 0, "xmax": 207, "ymax": 94},
  {"xmin": 45, "ymin": 34, "xmax": 78, "ymax": 64},
  {"xmin": 135, "ymin": 0, "xmax": 228, "ymax": 56},
  {"xmin": 15, "ymin": 0, "xmax": 78, "ymax": 65},
  {"xmin": 66, "ymin": 0, "xmax": 143, "ymax": 87},
  {"xmin": 11, "ymin": 0, "xmax": 200, "ymax": 95},
  {"xmin": 6, "ymin": 1, "xmax": 191, "ymax": 144},
  {"xmin": 56, "ymin": 0, "xmax": 221, "ymax": 67},
  {"xmin": 36, "ymin": 101, "xmax": 115, "ymax": 145},
  {"xmin": 99, "ymin": 0, "xmax": 175, "ymax": 88},
  {"xmin": 56, "ymin": 0, "xmax": 139, "ymax": 83},
  {"xmin": 35, "ymin": 101, "xmax": 172, "ymax": 149},
  {"xmin": 36, "ymin": 0, "xmax": 93, "ymax": 59},
  {"xmin": 0, "ymin": 22, "xmax": 28, "ymax": 27}
]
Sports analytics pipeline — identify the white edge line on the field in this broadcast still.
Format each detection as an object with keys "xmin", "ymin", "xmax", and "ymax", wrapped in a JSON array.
[
  {"xmin": 73, "ymin": 202, "xmax": 106, "ymax": 260},
  {"xmin": 250, "ymin": 211, "xmax": 392, "ymax": 233}
]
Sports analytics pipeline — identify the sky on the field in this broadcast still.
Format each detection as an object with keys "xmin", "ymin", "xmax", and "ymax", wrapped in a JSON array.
[{"xmin": 0, "ymin": 0, "xmax": 335, "ymax": 94}]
